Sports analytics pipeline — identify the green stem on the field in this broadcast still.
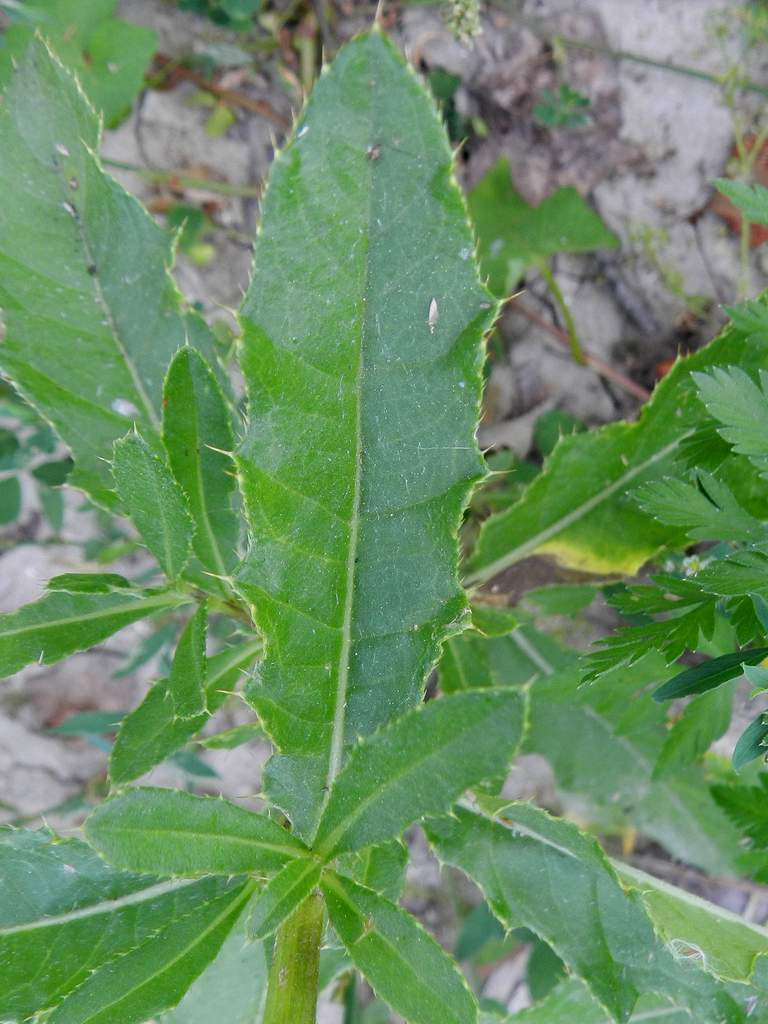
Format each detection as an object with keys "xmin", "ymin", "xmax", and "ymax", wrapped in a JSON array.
[
  {"xmin": 101, "ymin": 157, "xmax": 262, "ymax": 199},
  {"xmin": 555, "ymin": 34, "xmax": 768, "ymax": 99},
  {"xmin": 263, "ymin": 892, "xmax": 325, "ymax": 1024},
  {"xmin": 738, "ymin": 211, "xmax": 752, "ymax": 300},
  {"xmin": 537, "ymin": 259, "xmax": 585, "ymax": 365}
]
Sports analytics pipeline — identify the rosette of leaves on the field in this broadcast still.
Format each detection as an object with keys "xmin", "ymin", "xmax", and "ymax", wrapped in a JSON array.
[{"xmin": 0, "ymin": 28, "xmax": 766, "ymax": 1024}]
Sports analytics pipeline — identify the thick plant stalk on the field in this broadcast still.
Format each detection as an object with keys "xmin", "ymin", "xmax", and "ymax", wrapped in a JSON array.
[{"xmin": 263, "ymin": 892, "xmax": 325, "ymax": 1024}]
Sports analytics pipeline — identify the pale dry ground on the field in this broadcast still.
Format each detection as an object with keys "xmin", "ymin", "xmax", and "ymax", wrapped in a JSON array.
[{"xmin": 2, "ymin": 0, "xmax": 767, "ymax": 1016}]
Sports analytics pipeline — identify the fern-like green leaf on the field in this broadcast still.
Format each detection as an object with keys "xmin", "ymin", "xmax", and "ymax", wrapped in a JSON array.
[
  {"xmin": 694, "ymin": 367, "xmax": 768, "ymax": 478},
  {"xmin": 711, "ymin": 776, "xmax": 768, "ymax": 847}
]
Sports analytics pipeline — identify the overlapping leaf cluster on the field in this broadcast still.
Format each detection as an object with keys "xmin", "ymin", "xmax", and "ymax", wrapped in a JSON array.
[
  {"xmin": 0, "ymin": 26, "xmax": 766, "ymax": 1024},
  {"xmin": 583, "ymin": 362, "xmax": 768, "ymax": 746}
]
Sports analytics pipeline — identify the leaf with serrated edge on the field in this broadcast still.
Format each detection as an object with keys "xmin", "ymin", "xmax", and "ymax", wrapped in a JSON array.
[
  {"xmin": 314, "ymin": 689, "xmax": 526, "ymax": 860},
  {"xmin": 0, "ymin": 588, "xmax": 190, "ymax": 678},
  {"xmin": 0, "ymin": 829, "xmax": 234, "ymax": 1021},
  {"xmin": 504, "ymin": 979, "xmax": 696, "ymax": 1024},
  {"xmin": 169, "ymin": 602, "xmax": 208, "ymax": 719},
  {"xmin": 234, "ymin": 30, "xmax": 495, "ymax": 838},
  {"xmin": 339, "ymin": 838, "xmax": 408, "ymax": 902},
  {"xmin": 47, "ymin": 881, "xmax": 254, "ymax": 1024},
  {"xmin": 732, "ymin": 710, "xmax": 768, "ymax": 770},
  {"xmin": 47, "ymin": 573, "xmax": 133, "ymax": 594},
  {"xmin": 322, "ymin": 871, "xmax": 477, "ymax": 1024},
  {"xmin": 0, "ymin": 40, "xmax": 212, "ymax": 507},
  {"xmin": 711, "ymin": 779, "xmax": 768, "ymax": 847},
  {"xmin": 694, "ymin": 366, "xmax": 768, "ymax": 477},
  {"xmin": 163, "ymin": 347, "xmax": 240, "ymax": 580},
  {"xmin": 501, "ymin": 623, "xmax": 744, "ymax": 876},
  {"xmin": 159, "ymin": 912, "xmax": 268, "ymax": 1024},
  {"xmin": 466, "ymin": 325, "xmax": 768, "ymax": 582},
  {"xmin": 85, "ymin": 788, "xmax": 309, "ymax": 877},
  {"xmin": 247, "ymin": 859, "xmax": 322, "ymax": 940},
  {"xmin": 113, "ymin": 431, "xmax": 194, "ymax": 580},
  {"xmin": 426, "ymin": 806, "xmax": 743, "ymax": 1024},
  {"xmin": 0, "ymin": 6, "xmax": 157, "ymax": 128},
  {"xmin": 615, "ymin": 861, "xmax": 768, "ymax": 984},
  {"xmin": 109, "ymin": 640, "xmax": 261, "ymax": 785},
  {"xmin": 652, "ymin": 685, "xmax": 733, "ymax": 779}
]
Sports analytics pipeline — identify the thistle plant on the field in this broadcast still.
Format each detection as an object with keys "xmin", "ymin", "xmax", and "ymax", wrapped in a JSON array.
[{"xmin": 0, "ymin": 25, "xmax": 767, "ymax": 1024}]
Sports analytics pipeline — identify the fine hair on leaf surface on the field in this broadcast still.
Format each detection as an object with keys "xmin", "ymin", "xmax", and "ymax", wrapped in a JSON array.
[{"xmin": 2, "ymin": 20, "xmax": 768, "ymax": 1024}]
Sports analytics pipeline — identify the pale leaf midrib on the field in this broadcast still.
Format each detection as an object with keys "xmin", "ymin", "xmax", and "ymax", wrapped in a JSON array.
[
  {"xmin": 148, "ymin": 452, "xmax": 178, "ymax": 577},
  {"xmin": 317, "ymin": 698, "xmax": 507, "ymax": 858},
  {"xmin": 323, "ymin": 63, "xmax": 375, "ymax": 800},
  {"xmin": 0, "ymin": 877, "xmax": 197, "ymax": 935},
  {"xmin": 58, "ymin": 882, "xmax": 255, "ymax": 1024},
  {"xmin": 93, "ymin": 824, "xmax": 306, "ymax": 860},
  {"xmin": 466, "ymin": 432, "xmax": 694, "ymax": 586},
  {"xmin": 51, "ymin": 150, "xmax": 161, "ymax": 433},
  {"xmin": 193, "ymin": 439, "xmax": 228, "ymax": 578},
  {"xmin": 325, "ymin": 875, "xmax": 469, "ymax": 1024},
  {"xmin": 0, "ymin": 592, "xmax": 184, "ymax": 642},
  {"xmin": 516, "ymin": 631, "xmax": 728, "ymax": 869},
  {"xmin": 182, "ymin": 362, "xmax": 229, "ymax": 578},
  {"xmin": 252, "ymin": 862, "xmax": 320, "ymax": 934},
  {"xmin": 201, "ymin": 639, "xmax": 262, "ymax": 695},
  {"xmin": 614, "ymin": 860, "xmax": 768, "ymax": 942}
]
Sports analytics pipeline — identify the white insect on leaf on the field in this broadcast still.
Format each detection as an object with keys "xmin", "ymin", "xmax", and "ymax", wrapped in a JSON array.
[{"xmin": 428, "ymin": 297, "xmax": 439, "ymax": 334}]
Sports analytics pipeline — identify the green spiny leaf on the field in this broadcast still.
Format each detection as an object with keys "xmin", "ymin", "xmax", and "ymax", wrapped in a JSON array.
[
  {"xmin": 159, "ymin": 912, "xmax": 268, "ymax": 1024},
  {"xmin": 109, "ymin": 640, "xmax": 261, "ymax": 786},
  {"xmin": 113, "ymin": 431, "xmax": 194, "ymax": 580},
  {"xmin": 168, "ymin": 602, "xmax": 208, "ymax": 719},
  {"xmin": 338, "ymin": 838, "xmax": 408, "ymax": 902},
  {"xmin": 503, "ymin": 979, "xmax": 699, "ymax": 1024},
  {"xmin": 163, "ymin": 347, "xmax": 240, "ymax": 581},
  {"xmin": 0, "ymin": 1, "xmax": 157, "ymax": 128},
  {"xmin": 0, "ymin": 40, "xmax": 211, "ymax": 507},
  {"xmin": 234, "ymin": 31, "xmax": 495, "ymax": 838},
  {"xmin": 313, "ymin": 689, "xmax": 526, "ymax": 860},
  {"xmin": 46, "ymin": 881, "xmax": 253, "ymax": 1024},
  {"xmin": 473, "ymin": 623, "xmax": 742, "ymax": 875},
  {"xmin": 0, "ymin": 588, "xmax": 190, "ymax": 678},
  {"xmin": 466, "ymin": 325, "xmax": 768, "ymax": 583},
  {"xmin": 197, "ymin": 722, "xmax": 264, "ymax": 749},
  {"xmin": 247, "ymin": 859, "xmax": 322, "ymax": 940},
  {"xmin": 322, "ymin": 871, "xmax": 477, "ymax": 1024},
  {"xmin": 426, "ymin": 806, "xmax": 743, "ymax": 1023},
  {"xmin": 46, "ymin": 573, "xmax": 133, "ymax": 594},
  {"xmin": 85, "ymin": 788, "xmax": 309, "ymax": 877},
  {"xmin": 0, "ymin": 829, "xmax": 240, "ymax": 1021},
  {"xmin": 615, "ymin": 860, "xmax": 768, "ymax": 984}
]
